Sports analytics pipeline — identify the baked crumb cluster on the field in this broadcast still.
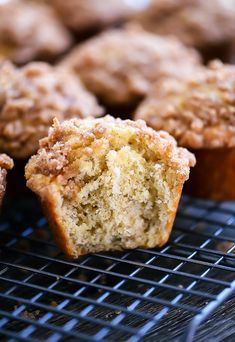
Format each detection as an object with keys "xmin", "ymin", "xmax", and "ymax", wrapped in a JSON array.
[
  {"xmin": 0, "ymin": 61, "xmax": 103, "ymax": 159},
  {"xmin": 133, "ymin": 0, "xmax": 235, "ymax": 49},
  {"xmin": 135, "ymin": 61, "xmax": 235, "ymax": 149},
  {"xmin": 0, "ymin": 154, "xmax": 13, "ymax": 206},
  {"xmin": 0, "ymin": 0, "xmax": 72, "ymax": 64},
  {"xmin": 61, "ymin": 25, "xmax": 201, "ymax": 105},
  {"xmin": 26, "ymin": 116, "xmax": 195, "ymax": 257}
]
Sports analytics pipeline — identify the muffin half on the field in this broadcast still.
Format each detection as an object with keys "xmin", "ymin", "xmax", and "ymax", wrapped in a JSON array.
[
  {"xmin": 135, "ymin": 60, "xmax": 235, "ymax": 200},
  {"xmin": 25, "ymin": 116, "xmax": 195, "ymax": 257}
]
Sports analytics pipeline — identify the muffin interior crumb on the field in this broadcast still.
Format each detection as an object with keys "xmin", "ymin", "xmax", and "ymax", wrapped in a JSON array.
[{"xmin": 61, "ymin": 144, "xmax": 177, "ymax": 252}]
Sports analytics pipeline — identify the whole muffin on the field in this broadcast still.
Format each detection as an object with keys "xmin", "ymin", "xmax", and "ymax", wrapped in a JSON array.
[
  {"xmin": 60, "ymin": 25, "xmax": 201, "ymax": 107},
  {"xmin": 0, "ymin": 61, "xmax": 103, "ymax": 159},
  {"xmin": 0, "ymin": 0, "xmax": 72, "ymax": 64},
  {"xmin": 0, "ymin": 154, "xmax": 13, "ymax": 206},
  {"xmin": 48, "ymin": 0, "xmax": 136, "ymax": 33},
  {"xmin": 25, "ymin": 116, "xmax": 195, "ymax": 257},
  {"xmin": 135, "ymin": 60, "xmax": 235, "ymax": 200},
  {"xmin": 133, "ymin": 0, "xmax": 235, "ymax": 61}
]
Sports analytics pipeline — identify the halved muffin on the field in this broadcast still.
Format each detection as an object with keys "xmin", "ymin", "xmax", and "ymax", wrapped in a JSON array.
[
  {"xmin": 0, "ymin": 154, "xmax": 13, "ymax": 207},
  {"xmin": 25, "ymin": 116, "xmax": 195, "ymax": 257}
]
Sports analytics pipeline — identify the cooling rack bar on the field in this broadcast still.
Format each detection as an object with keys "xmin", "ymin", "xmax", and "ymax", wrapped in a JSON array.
[
  {"xmin": 0, "ymin": 260, "xmax": 218, "ymax": 300},
  {"xmin": 0, "ymin": 194, "xmax": 235, "ymax": 342},
  {"xmin": 183, "ymin": 280, "xmax": 235, "ymax": 342}
]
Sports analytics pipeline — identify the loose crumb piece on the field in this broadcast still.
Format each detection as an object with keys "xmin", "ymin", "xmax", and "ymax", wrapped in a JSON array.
[{"xmin": 21, "ymin": 310, "xmax": 40, "ymax": 319}]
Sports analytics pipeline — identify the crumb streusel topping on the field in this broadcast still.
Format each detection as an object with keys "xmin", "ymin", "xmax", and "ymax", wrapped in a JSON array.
[
  {"xmin": 135, "ymin": 60, "xmax": 235, "ymax": 149},
  {"xmin": 0, "ymin": 0, "xmax": 72, "ymax": 64},
  {"xmin": 61, "ymin": 25, "xmax": 201, "ymax": 105},
  {"xmin": 0, "ymin": 61, "xmax": 103, "ymax": 158}
]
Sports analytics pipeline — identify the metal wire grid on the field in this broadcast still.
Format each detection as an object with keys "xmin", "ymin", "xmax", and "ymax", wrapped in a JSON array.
[{"xmin": 0, "ymin": 195, "xmax": 235, "ymax": 342}]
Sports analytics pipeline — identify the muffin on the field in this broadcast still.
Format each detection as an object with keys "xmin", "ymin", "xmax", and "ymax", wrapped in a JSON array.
[
  {"xmin": 135, "ymin": 60, "xmax": 235, "ymax": 200},
  {"xmin": 133, "ymin": 0, "xmax": 235, "ymax": 61},
  {"xmin": 0, "ymin": 0, "xmax": 72, "ymax": 64},
  {"xmin": 60, "ymin": 25, "xmax": 201, "ymax": 107},
  {"xmin": 48, "ymin": 0, "xmax": 136, "ymax": 33},
  {"xmin": 0, "ymin": 61, "xmax": 103, "ymax": 159},
  {"xmin": 0, "ymin": 154, "xmax": 13, "ymax": 206},
  {"xmin": 25, "ymin": 116, "xmax": 195, "ymax": 257}
]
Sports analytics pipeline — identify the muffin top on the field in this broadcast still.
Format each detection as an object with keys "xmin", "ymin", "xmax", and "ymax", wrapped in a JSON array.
[
  {"xmin": 0, "ymin": 0, "xmax": 72, "ymax": 64},
  {"xmin": 135, "ymin": 60, "xmax": 235, "ymax": 149},
  {"xmin": 26, "ymin": 115, "xmax": 195, "ymax": 190},
  {"xmin": 61, "ymin": 25, "xmax": 201, "ymax": 106},
  {"xmin": 48, "ymin": 0, "xmax": 136, "ymax": 32},
  {"xmin": 133, "ymin": 0, "xmax": 235, "ymax": 49},
  {"xmin": 0, "ymin": 61, "xmax": 103, "ymax": 159}
]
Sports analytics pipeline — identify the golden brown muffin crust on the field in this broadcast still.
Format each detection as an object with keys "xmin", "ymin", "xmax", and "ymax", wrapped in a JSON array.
[
  {"xmin": 0, "ymin": 61, "xmax": 104, "ymax": 159},
  {"xmin": 61, "ymin": 25, "xmax": 201, "ymax": 106},
  {"xmin": 0, "ymin": 154, "xmax": 13, "ymax": 206},
  {"xmin": 135, "ymin": 60, "xmax": 235, "ymax": 149},
  {"xmin": 0, "ymin": 0, "xmax": 72, "ymax": 64},
  {"xmin": 133, "ymin": 0, "xmax": 235, "ymax": 49}
]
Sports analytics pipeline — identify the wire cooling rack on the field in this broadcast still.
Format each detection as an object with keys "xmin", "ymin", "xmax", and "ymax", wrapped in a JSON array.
[{"xmin": 0, "ymin": 194, "xmax": 235, "ymax": 342}]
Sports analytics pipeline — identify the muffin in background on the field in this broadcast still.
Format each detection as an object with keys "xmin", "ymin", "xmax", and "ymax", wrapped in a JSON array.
[
  {"xmin": 0, "ymin": 0, "xmax": 72, "ymax": 64},
  {"xmin": 0, "ymin": 154, "xmax": 13, "ymax": 207},
  {"xmin": 25, "ymin": 116, "xmax": 195, "ymax": 257},
  {"xmin": 135, "ymin": 60, "xmax": 235, "ymax": 200},
  {"xmin": 47, "ymin": 0, "xmax": 138, "ymax": 34},
  {"xmin": 60, "ymin": 25, "xmax": 202, "ymax": 108},
  {"xmin": 0, "ymin": 61, "xmax": 103, "ymax": 159},
  {"xmin": 132, "ymin": 0, "xmax": 235, "ymax": 62}
]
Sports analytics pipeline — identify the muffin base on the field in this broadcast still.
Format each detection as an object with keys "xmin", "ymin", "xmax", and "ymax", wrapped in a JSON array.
[
  {"xmin": 40, "ymin": 184, "xmax": 183, "ymax": 258},
  {"xmin": 185, "ymin": 148, "xmax": 235, "ymax": 201}
]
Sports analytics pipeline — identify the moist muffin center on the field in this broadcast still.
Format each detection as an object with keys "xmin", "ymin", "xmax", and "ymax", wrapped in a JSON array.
[{"xmin": 61, "ymin": 144, "xmax": 175, "ymax": 251}]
